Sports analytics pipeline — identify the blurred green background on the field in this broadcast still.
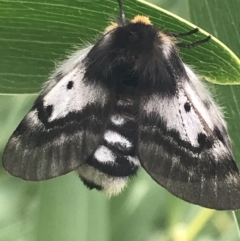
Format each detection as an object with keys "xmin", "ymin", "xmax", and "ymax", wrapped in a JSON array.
[{"xmin": 0, "ymin": 0, "xmax": 240, "ymax": 241}]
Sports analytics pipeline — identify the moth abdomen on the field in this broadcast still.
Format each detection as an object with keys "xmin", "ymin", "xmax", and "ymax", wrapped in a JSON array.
[{"xmin": 78, "ymin": 80, "xmax": 140, "ymax": 196}]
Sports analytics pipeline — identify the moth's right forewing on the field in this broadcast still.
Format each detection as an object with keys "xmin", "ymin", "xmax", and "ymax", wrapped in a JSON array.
[
  {"xmin": 138, "ymin": 63, "xmax": 240, "ymax": 210},
  {"xmin": 3, "ymin": 47, "xmax": 114, "ymax": 181}
]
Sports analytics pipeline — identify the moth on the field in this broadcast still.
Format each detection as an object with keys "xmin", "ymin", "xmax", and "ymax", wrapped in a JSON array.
[{"xmin": 2, "ymin": 0, "xmax": 240, "ymax": 210}]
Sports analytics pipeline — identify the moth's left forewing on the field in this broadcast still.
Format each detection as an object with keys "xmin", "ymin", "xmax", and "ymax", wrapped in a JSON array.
[
  {"xmin": 40, "ymin": 46, "xmax": 93, "ymax": 96},
  {"xmin": 3, "ymin": 46, "xmax": 114, "ymax": 181}
]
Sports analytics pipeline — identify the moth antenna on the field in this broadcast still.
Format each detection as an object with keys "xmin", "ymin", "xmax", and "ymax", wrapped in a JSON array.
[
  {"xmin": 177, "ymin": 35, "xmax": 211, "ymax": 48},
  {"xmin": 168, "ymin": 28, "xmax": 199, "ymax": 38},
  {"xmin": 117, "ymin": 0, "xmax": 126, "ymax": 26}
]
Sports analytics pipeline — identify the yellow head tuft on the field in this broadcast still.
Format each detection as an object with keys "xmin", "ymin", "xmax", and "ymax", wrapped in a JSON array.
[{"xmin": 131, "ymin": 15, "xmax": 152, "ymax": 25}]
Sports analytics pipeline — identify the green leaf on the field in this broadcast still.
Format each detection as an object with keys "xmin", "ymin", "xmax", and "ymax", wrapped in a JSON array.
[
  {"xmin": 0, "ymin": 0, "xmax": 240, "ymax": 94},
  {"xmin": 37, "ymin": 174, "xmax": 110, "ymax": 241}
]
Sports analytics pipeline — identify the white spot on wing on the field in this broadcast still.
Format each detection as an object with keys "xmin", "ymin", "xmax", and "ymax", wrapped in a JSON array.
[
  {"xmin": 104, "ymin": 130, "xmax": 132, "ymax": 149},
  {"xmin": 43, "ymin": 67, "xmax": 108, "ymax": 122},
  {"xmin": 141, "ymin": 93, "xmax": 204, "ymax": 147},
  {"xmin": 26, "ymin": 110, "xmax": 43, "ymax": 127},
  {"xmin": 41, "ymin": 46, "xmax": 92, "ymax": 95},
  {"xmin": 141, "ymin": 64, "xmax": 232, "ymax": 159},
  {"xmin": 183, "ymin": 64, "xmax": 225, "ymax": 129},
  {"xmin": 94, "ymin": 145, "xmax": 116, "ymax": 163}
]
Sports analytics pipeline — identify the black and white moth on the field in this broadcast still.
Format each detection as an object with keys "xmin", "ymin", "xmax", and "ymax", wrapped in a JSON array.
[{"xmin": 2, "ymin": 0, "xmax": 240, "ymax": 210}]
